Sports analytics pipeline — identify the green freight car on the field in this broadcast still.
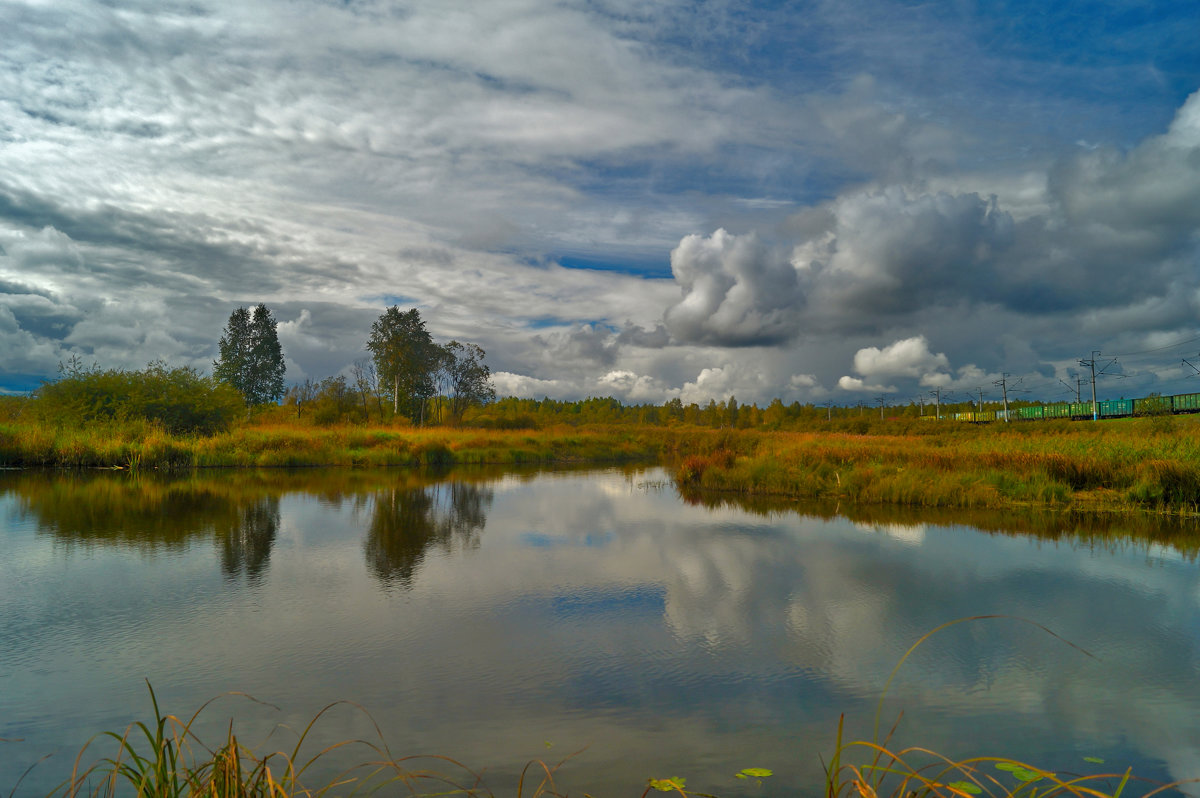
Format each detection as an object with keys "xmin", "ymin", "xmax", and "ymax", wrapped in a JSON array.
[
  {"xmin": 1175, "ymin": 393, "xmax": 1200, "ymax": 413},
  {"xmin": 1044, "ymin": 403, "xmax": 1071, "ymax": 419},
  {"xmin": 1069, "ymin": 402, "xmax": 1094, "ymax": 418},
  {"xmin": 1099, "ymin": 399, "xmax": 1133, "ymax": 417}
]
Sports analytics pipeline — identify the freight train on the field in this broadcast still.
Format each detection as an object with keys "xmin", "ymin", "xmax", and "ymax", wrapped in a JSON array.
[{"xmin": 948, "ymin": 391, "xmax": 1199, "ymax": 423}]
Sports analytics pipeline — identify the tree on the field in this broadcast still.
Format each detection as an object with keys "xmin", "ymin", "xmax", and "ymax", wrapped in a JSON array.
[
  {"xmin": 284, "ymin": 377, "xmax": 318, "ymax": 419},
  {"xmin": 366, "ymin": 306, "xmax": 438, "ymax": 422},
  {"xmin": 438, "ymin": 340, "xmax": 495, "ymax": 424},
  {"xmin": 214, "ymin": 304, "xmax": 286, "ymax": 406},
  {"xmin": 351, "ymin": 357, "xmax": 385, "ymax": 421}
]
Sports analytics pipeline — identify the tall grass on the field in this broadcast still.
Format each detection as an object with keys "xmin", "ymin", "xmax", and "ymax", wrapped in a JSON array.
[
  {"xmin": 6, "ymin": 415, "xmax": 1200, "ymax": 512},
  {"xmin": 672, "ymin": 417, "xmax": 1200, "ymax": 513},
  {"xmin": 28, "ymin": 624, "xmax": 1187, "ymax": 798},
  {"xmin": 40, "ymin": 684, "xmax": 575, "ymax": 798},
  {"xmin": 821, "ymin": 617, "xmax": 1189, "ymax": 798}
]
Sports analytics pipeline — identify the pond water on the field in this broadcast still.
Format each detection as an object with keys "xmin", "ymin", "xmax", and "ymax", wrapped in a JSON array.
[{"xmin": 3, "ymin": 465, "xmax": 1200, "ymax": 796}]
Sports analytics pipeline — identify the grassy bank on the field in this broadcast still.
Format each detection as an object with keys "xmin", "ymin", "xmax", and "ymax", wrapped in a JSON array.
[
  {"xmin": 6, "ymin": 415, "xmax": 1200, "ymax": 513},
  {"xmin": 0, "ymin": 421, "xmax": 750, "ymax": 469},
  {"xmin": 674, "ymin": 416, "xmax": 1200, "ymax": 514}
]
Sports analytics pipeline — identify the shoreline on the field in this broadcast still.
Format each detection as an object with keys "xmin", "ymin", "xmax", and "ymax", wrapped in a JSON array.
[{"xmin": 3, "ymin": 419, "xmax": 1200, "ymax": 515}]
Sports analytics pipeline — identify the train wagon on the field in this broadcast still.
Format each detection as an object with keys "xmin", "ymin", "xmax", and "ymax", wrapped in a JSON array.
[
  {"xmin": 1099, "ymin": 399, "xmax": 1133, "ymax": 418},
  {"xmin": 1017, "ymin": 405, "xmax": 1045, "ymax": 420},
  {"xmin": 1133, "ymin": 395, "xmax": 1174, "ymax": 415},
  {"xmin": 1044, "ymin": 403, "xmax": 1072, "ymax": 419},
  {"xmin": 1069, "ymin": 402, "xmax": 1094, "ymax": 418},
  {"xmin": 1174, "ymin": 393, "xmax": 1200, "ymax": 413}
]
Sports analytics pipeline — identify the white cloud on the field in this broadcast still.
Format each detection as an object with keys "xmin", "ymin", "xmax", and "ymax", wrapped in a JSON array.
[
  {"xmin": 837, "ymin": 375, "xmax": 896, "ymax": 393},
  {"xmin": 664, "ymin": 229, "xmax": 802, "ymax": 347},
  {"xmin": 852, "ymin": 336, "xmax": 949, "ymax": 379},
  {"xmin": 1, "ymin": 1, "xmax": 1199, "ymax": 406}
]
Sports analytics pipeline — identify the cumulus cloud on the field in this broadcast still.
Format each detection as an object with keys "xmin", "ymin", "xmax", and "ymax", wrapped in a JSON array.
[
  {"xmin": 852, "ymin": 336, "xmax": 949, "ymax": 379},
  {"xmin": 811, "ymin": 189, "xmax": 1014, "ymax": 314},
  {"xmin": 836, "ymin": 375, "xmax": 896, "ymax": 393},
  {"xmin": 655, "ymin": 88, "xmax": 1200, "ymax": 360},
  {"xmin": 839, "ymin": 337, "xmax": 949, "ymax": 393},
  {"xmin": 664, "ymin": 229, "xmax": 802, "ymax": 347}
]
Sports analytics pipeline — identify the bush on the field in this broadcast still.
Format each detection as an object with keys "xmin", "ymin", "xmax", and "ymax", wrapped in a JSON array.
[{"xmin": 32, "ymin": 362, "xmax": 245, "ymax": 435}]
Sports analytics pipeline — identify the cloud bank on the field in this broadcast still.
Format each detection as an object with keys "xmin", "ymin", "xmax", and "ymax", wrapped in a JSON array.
[{"xmin": 1, "ymin": 0, "xmax": 1198, "ymax": 405}]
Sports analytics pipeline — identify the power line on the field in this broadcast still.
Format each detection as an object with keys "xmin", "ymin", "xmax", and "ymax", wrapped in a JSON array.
[{"xmin": 1110, "ymin": 333, "xmax": 1200, "ymax": 358}]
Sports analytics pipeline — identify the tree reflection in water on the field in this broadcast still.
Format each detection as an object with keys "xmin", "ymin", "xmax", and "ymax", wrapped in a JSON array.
[
  {"xmin": 3, "ymin": 469, "xmax": 508, "ymax": 587},
  {"xmin": 364, "ymin": 481, "xmax": 493, "ymax": 589},
  {"xmin": 7, "ymin": 471, "xmax": 281, "ymax": 579},
  {"xmin": 218, "ymin": 498, "xmax": 280, "ymax": 580}
]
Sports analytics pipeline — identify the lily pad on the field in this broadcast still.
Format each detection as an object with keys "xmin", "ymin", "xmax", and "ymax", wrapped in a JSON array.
[
  {"xmin": 648, "ymin": 777, "xmax": 687, "ymax": 792},
  {"xmin": 736, "ymin": 768, "xmax": 774, "ymax": 779},
  {"xmin": 947, "ymin": 781, "xmax": 982, "ymax": 794}
]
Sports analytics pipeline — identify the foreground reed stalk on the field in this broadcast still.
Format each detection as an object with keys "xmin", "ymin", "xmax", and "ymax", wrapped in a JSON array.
[{"xmin": 15, "ymin": 619, "xmax": 1191, "ymax": 798}]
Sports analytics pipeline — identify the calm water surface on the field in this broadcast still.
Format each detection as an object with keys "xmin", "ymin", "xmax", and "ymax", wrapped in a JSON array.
[{"xmin": 3, "ymin": 466, "xmax": 1200, "ymax": 796}]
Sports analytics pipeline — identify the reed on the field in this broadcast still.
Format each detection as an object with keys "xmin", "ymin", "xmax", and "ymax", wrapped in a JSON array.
[
  {"xmin": 38, "ymin": 684, "xmax": 573, "ymax": 798},
  {"xmin": 28, "ymin": 626, "xmax": 1185, "ymax": 798},
  {"xmin": 672, "ymin": 418, "xmax": 1200, "ymax": 513}
]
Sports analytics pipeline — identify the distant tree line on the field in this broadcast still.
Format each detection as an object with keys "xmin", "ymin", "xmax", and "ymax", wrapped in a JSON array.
[
  {"xmin": 13, "ymin": 303, "xmax": 497, "ymax": 434},
  {"xmin": 9, "ymin": 300, "xmax": 1113, "ymax": 437}
]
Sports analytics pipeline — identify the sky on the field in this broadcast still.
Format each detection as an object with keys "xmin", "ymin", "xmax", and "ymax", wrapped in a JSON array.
[{"xmin": 2, "ymin": 0, "xmax": 1200, "ymax": 407}]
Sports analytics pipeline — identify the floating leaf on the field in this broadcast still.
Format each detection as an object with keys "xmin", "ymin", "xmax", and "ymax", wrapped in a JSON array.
[
  {"xmin": 544, "ymin": 740, "xmax": 553, "ymax": 749},
  {"xmin": 648, "ymin": 777, "xmax": 686, "ymax": 792},
  {"xmin": 995, "ymin": 763, "xmax": 1022, "ymax": 772},
  {"xmin": 947, "ymin": 781, "xmax": 982, "ymax": 794},
  {"xmin": 736, "ymin": 768, "xmax": 774, "ymax": 779},
  {"xmin": 1012, "ymin": 768, "xmax": 1052, "ymax": 782},
  {"xmin": 1083, "ymin": 757, "xmax": 1105, "ymax": 764}
]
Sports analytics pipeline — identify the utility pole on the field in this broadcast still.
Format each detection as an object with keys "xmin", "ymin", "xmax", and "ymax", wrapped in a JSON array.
[
  {"xmin": 929, "ymin": 388, "xmax": 942, "ymax": 420},
  {"xmin": 876, "ymin": 396, "xmax": 886, "ymax": 420},
  {"xmin": 1078, "ymin": 351, "xmax": 1099, "ymax": 421},
  {"xmin": 1059, "ymin": 378, "xmax": 1081, "ymax": 403},
  {"xmin": 977, "ymin": 387, "xmax": 985, "ymax": 415},
  {"xmin": 918, "ymin": 395, "xmax": 924, "ymax": 417},
  {"xmin": 993, "ymin": 373, "xmax": 1011, "ymax": 422},
  {"xmin": 826, "ymin": 401, "xmax": 832, "ymax": 422}
]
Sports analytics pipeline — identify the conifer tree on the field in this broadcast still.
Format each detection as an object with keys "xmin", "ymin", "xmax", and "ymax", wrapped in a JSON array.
[{"xmin": 214, "ymin": 304, "xmax": 286, "ymax": 405}]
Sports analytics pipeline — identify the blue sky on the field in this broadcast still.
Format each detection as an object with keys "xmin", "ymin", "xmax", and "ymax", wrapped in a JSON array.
[{"xmin": 1, "ymin": 0, "xmax": 1199, "ymax": 404}]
